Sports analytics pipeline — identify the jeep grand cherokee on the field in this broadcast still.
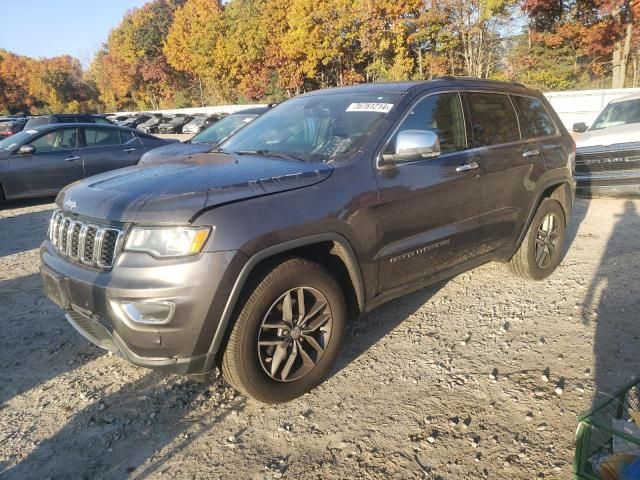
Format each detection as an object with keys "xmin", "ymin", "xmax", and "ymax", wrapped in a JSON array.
[{"xmin": 40, "ymin": 78, "xmax": 576, "ymax": 403}]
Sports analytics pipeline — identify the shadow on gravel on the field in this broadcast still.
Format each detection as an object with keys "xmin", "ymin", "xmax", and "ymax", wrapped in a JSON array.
[
  {"xmin": 0, "ymin": 200, "xmax": 54, "ymax": 257},
  {"xmin": 2, "ymin": 372, "xmax": 245, "ymax": 479},
  {"xmin": 585, "ymin": 200, "xmax": 640, "ymax": 403},
  {"xmin": 332, "ymin": 282, "xmax": 446, "ymax": 378},
  {"xmin": 0, "ymin": 273, "xmax": 101, "ymax": 405},
  {"xmin": 564, "ymin": 197, "xmax": 590, "ymax": 259}
]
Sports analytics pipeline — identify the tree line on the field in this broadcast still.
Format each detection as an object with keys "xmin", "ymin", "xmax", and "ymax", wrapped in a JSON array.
[{"xmin": 1, "ymin": 0, "xmax": 638, "ymax": 114}]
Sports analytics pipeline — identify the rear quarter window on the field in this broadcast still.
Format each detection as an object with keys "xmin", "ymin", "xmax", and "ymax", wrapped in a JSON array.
[
  {"xmin": 512, "ymin": 96, "xmax": 557, "ymax": 138},
  {"xmin": 466, "ymin": 92, "xmax": 520, "ymax": 147}
]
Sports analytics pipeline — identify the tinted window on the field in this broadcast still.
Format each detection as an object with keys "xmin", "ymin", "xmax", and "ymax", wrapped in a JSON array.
[
  {"xmin": 93, "ymin": 117, "xmax": 113, "ymax": 125},
  {"xmin": 24, "ymin": 117, "xmax": 49, "ymax": 128},
  {"xmin": 30, "ymin": 128, "xmax": 78, "ymax": 153},
  {"xmin": 384, "ymin": 93, "xmax": 466, "ymax": 155},
  {"xmin": 120, "ymin": 130, "xmax": 136, "ymax": 143},
  {"xmin": 512, "ymin": 96, "xmax": 557, "ymax": 138},
  {"xmin": 84, "ymin": 128, "xmax": 122, "ymax": 147},
  {"xmin": 466, "ymin": 92, "xmax": 520, "ymax": 147}
]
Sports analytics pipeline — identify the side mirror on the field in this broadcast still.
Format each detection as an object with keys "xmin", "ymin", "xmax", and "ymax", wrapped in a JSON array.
[
  {"xmin": 572, "ymin": 122, "xmax": 588, "ymax": 133},
  {"xmin": 383, "ymin": 129, "xmax": 441, "ymax": 163},
  {"xmin": 18, "ymin": 144, "xmax": 35, "ymax": 154}
]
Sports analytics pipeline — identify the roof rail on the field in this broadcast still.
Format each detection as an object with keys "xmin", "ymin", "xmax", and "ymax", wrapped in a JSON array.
[{"xmin": 433, "ymin": 76, "xmax": 526, "ymax": 88}]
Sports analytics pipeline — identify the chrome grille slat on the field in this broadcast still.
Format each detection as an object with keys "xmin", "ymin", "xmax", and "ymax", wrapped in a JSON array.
[{"xmin": 47, "ymin": 210, "xmax": 124, "ymax": 269}]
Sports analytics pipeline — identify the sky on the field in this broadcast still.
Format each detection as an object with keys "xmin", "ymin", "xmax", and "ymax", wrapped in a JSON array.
[{"xmin": 0, "ymin": 0, "xmax": 149, "ymax": 65}]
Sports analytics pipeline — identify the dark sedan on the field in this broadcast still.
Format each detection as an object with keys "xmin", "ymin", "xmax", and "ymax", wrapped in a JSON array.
[
  {"xmin": 0, "ymin": 123, "xmax": 177, "ymax": 201},
  {"xmin": 157, "ymin": 114, "xmax": 194, "ymax": 134}
]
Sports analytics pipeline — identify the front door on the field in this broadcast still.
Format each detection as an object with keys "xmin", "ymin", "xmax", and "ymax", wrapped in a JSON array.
[
  {"xmin": 7, "ymin": 127, "xmax": 83, "ymax": 197},
  {"xmin": 375, "ymin": 92, "xmax": 485, "ymax": 294}
]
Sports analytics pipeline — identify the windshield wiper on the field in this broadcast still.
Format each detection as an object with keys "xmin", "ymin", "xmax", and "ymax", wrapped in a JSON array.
[{"xmin": 232, "ymin": 149, "xmax": 304, "ymax": 162}]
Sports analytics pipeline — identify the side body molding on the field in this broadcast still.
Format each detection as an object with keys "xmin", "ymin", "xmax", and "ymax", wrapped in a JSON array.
[{"xmin": 203, "ymin": 233, "xmax": 365, "ymax": 371}]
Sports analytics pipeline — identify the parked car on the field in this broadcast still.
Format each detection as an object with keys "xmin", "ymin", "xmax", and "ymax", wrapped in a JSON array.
[
  {"xmin": 41, "ymin": 79, "xmax": 575, "ymax": 403},
  {"xmin": 0, "ymin": 117, "xmax": 27, "ymax": 139},
  {"xmin": 25, "ymin": 114, "xmax": 113, "ymax": 129},
  {"xmin": 157, "ymin": 114, "xmax": 194, "ymax": 134},
  {"xmin": 137, "ymin": 114, "xmax": 166, "ymax": 134},
  {"xmin": 140, "ymin": 107, "xmax": 269, "ymax": 164},
  {"xmin": 118, "ymin": 113, "xmax": 152, "ymax": 129},
  {"xmin": 573, "ymin": 92, "xmax": 640, "ymax": 196},
  {"xmin": 0, "ymin": 123, "xmax": 176, "ymax": 201},
  {"xmin": 181, "ymin": 114, "xmax": 222, "ymax": 134}
]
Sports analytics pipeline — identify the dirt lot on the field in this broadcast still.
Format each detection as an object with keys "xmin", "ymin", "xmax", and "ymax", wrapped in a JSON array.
[{"xmin": 1, "ymin": 197, "xmax": 639, "ymax": 479}]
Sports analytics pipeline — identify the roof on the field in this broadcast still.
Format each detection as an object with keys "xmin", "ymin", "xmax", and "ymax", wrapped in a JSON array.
[
  {"xmin": 26, "ymin": 123, "xmax": 139, "ymax": 133},
  {"xmin": 300, "ymin": 77, "xmax": 533, "ymax": 97}
]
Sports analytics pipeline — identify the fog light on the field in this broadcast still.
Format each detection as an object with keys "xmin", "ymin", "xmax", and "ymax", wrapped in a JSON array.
[{"xmin": 121, "ymin": 301, "xmax": 175, "ymax": 324}]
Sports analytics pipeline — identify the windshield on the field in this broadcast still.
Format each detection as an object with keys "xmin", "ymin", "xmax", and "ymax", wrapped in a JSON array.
[
  {"xmin": 591, "ymin": 99, "xmax": 640, "ymax": 130},
  {"xmin": 190, "ymin": 113, "xmax": 258, "ymax": 144},
  {"xmin": 219, "ymin": 92, "xmax": 400, "ymax": 162},
  {"xmin": 0, "ymin": 129, "xmax": 36, "ymax": 151}
]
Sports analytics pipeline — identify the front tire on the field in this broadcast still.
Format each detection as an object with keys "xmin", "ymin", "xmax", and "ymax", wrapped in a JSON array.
[
  {"xmin": 221, "ymin": 257, "xmax": 346, "ymax": 403},
  {"xmin": 508, "ymin": 198, "xmax": 566, "ymax": 280}
]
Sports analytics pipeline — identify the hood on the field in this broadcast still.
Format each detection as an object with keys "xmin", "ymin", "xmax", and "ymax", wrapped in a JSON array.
[
  {"xmin": 576, "ymin": 123, "xmax": 640, "ymax": 150},
  {"xmin": 140, "ymin": 142, "xmax": 213, "ymax": 163},
  {"xmin": 56, "ymin": 153, "xmax": 333, "ymax": 223}
]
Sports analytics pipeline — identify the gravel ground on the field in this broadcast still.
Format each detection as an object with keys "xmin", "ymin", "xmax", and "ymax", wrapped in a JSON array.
[{"xmin": 1, "ymin": 196, "xmax": 639, "ymax": 480}]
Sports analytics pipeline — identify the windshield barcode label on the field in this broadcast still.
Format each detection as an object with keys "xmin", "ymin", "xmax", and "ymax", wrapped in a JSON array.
[{"xmin": 346, "ymin": 103, "xmax": 394, "ymax": 113}]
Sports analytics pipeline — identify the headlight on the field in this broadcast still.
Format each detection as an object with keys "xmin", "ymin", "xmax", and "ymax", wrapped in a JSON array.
[{"xmin": 125, "ymin": 226, "xmax": 212, "ymax": 258}]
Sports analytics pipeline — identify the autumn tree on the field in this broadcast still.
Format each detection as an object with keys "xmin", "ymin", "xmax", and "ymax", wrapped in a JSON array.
[{"xmin": 164, "ymin": 0, "xmax": 225, "ymax": 104}]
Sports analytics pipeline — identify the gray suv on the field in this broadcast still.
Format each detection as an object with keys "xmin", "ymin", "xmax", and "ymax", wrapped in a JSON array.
[{"xmin": 40, "ymin": 79, "xmax": 576, "ymax": 403}]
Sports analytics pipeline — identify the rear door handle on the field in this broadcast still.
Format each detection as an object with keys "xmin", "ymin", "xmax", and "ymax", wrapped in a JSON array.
[
  {"xmin": 522, "ymin": 149, "xmax": 541, "ymax": 157},
  {"xmin": 123, "ymin": 148, "xmax": 137, "ymax": 153},
  {"xmin": 456, "ymin": 161, "xmax": 479, "ymax": 173},
  {"xmin": 64, "ymin": 155, "xmax": 80, "ymax": 162}
]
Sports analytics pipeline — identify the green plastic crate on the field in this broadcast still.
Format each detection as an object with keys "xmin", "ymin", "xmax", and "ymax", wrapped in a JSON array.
[{"xmin": 574, "ymin": 377, "xmax": 640, "ymax": 479}]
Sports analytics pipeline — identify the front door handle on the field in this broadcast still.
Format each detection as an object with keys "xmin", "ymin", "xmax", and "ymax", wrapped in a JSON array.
[
  {"xmin": 123, "ymin": 148, "xmax": 137, "ymax": 153},
  {"xmin": 522, "ymin": 149, "xmax": 541, "ymax": 157},
  {"xmin": 64, "ymin": 155, "xmax": 80, "ymax": 162},
  {"xmin": 456, "ymin": 161, "xmax": 479, "ymax": 173}
]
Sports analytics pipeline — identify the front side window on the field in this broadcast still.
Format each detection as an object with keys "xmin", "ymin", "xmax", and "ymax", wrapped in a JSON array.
[
  {"xmin": 512, "ymin": 96, "xmax": 557, "ymax": 138},
  {"xmin": 219, "ymin": 92, "xmax": 401, "ymax": 163},
  {"xmin": 383, "ymin": 93, "xmax": 466, "ymax": 156},
  {"xmin": 466, "ymin": 92, "xmax": 520, "ymax": 147},
  {"xmin": 591, "ymin": 98, "xmax": 640, "ymax": 130},
  {"xmin": 29, "ymin": 128, "xmax": 78, "ymax": 153},
  {"xmin": 84, "ymin": 128, "xmax": 122, "ymax": 147}
]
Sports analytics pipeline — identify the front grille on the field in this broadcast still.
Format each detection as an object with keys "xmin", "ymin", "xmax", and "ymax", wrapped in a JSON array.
[
  {"xmin": 48, "ymin": 210, "xmax": 124, "ymax": 269},
  {"xmin": 575, "ymin": 149, "xmax": 640, "ymax": 175}
]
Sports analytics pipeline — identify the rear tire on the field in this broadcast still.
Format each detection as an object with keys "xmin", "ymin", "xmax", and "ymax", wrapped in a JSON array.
[
  {"xmin": 508, "ymin": 198, "xmax": 566, "ymax": 281},
  {"xmin": 221, "ymin": 257, "xmax": 346, "ymax": 403}
]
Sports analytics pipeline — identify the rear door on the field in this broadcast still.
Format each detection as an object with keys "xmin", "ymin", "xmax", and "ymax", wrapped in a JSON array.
[
  {"xmin": 80, "ymin": 127, "xmax": 143, "ymax": 177},
  {"xmin": 463, "ymin": 91, "xmax": 541, "ymax": 253},
  {"xmin": 7, "ymin": 127, "xmax": 83, "ymax": 197},
  {"xmin": 375, "ymin": 91, "xmax": 486, "ymax": 293}
]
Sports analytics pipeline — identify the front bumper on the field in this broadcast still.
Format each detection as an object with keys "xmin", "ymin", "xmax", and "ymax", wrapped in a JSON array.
[
  {"xmin": 575, "ymin": 172, "xmax": 640, "ymax": 197},
  {"xmin": 40, "ymin": 241, "xmax": 246, "ymax": 374}
]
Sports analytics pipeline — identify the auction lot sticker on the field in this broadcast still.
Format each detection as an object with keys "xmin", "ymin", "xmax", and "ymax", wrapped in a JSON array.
[{"xmin": 346, "ymin": 103, "xmax": 394, "ymax": 113}]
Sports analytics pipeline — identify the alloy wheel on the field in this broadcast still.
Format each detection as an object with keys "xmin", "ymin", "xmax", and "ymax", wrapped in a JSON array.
[
  {"xmin": 535, "ymin": 213, "xmax": 560, "ymax": 268},
  {"xmin": 257, "ymin": 287, "xmax": 333, "ymax": 382}
]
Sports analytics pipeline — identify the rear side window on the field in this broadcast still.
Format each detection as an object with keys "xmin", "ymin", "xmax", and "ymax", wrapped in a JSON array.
[
  {"xmin": 466, "ymin": 92, "xmax": 520, "ymax": 147},
  {"xmin": 83, "ymin": 128, "xmax": 122, "ymax": 147},
  {"xmin": 512, "ymin": 96, "xmax": 557, "ymax": 138},
  {"xmin": 384, "ymin": 93, "xmax": 466, "ymax": 155}
]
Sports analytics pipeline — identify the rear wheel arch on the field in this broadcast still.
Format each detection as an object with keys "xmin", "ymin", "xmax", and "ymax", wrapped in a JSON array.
[{"xmin": 206, "ymin": 233, "xmax": 365, "ymax": 368}]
